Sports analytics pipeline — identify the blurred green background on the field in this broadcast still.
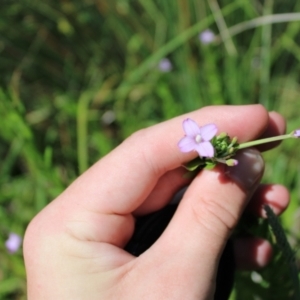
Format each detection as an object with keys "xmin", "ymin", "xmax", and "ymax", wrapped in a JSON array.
[{"xmin": 1, "ymin": 0, "xmax": 300, "ymax": 299}]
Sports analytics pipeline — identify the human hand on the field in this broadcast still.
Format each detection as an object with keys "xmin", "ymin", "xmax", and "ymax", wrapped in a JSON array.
[{"xmin": 24, "ymin": 104, "xmax": 289, "ymax": 299}]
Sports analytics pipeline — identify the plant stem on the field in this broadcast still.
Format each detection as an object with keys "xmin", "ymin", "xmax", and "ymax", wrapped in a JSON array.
[{"xmin": 238, "ymin": 133, "xmax": 292, "ymax": 149}]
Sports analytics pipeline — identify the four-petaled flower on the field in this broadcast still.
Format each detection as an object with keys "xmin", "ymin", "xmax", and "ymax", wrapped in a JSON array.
[
  {"xmin": 178, "ymin": 118, "xmax": 218, "ymax": 157},
  {"xmin": 293, "ymin": 129, "xmax": 300, "ymax": 138}
]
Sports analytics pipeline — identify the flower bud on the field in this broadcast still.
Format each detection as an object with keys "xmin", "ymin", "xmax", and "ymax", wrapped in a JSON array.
[
  {"xmin": 293, "ymin": 129, "xmax": 300, "ymax": 138},
  {"xmin": 217, "ymin": 132, "xmax": 228, "ymax": 140},
  {"xmin": 225, "ymin": 159, "xmax": 238, "ymax": 166},
  {"xmin": 231, "ymin": 137, "xmax": 238, "ymax": 145},
  {"xmin": 228, "ymin": 147, "xmax": 234, "ymax": 154}
]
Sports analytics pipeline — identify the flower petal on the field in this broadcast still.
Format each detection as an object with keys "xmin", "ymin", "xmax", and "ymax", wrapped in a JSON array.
[
  {"xmin": 195, "ymin": 141, "xmax": 214, "ymax": 157},
  {"xmin": 178, "ymin": 136, "xmax": 196, "ymax": 153},
  {"xmin": 182, "ymin": 118, "xmax": 201, "ymax": 137},
  {"xmin": 200, "ymin": 123, "xmax": 218, "ymax": 141}
]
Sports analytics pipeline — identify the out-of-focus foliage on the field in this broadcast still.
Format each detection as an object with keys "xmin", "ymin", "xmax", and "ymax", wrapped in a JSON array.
[{"xmin": 1, "ymin": 0, "xmax": 300, "ymax": 298}]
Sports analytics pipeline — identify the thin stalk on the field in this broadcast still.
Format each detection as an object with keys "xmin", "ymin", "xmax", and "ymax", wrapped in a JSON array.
[
  {"xmin": 208, "ymin": 0, "xmax": 237, "ymax": 56},
  {"xmin": 77, "ymin": 92, "xmax": 93, "ymax": 174},
  {"xmin": 238, "ymin": 133, "xmax": 293, "ymax": 149},
  {"xmin": 259, "ymin": 0, "xmax": 273, "ymax": 110},
  {"xmin": 218, "ymin": 13, "xmax": 300, "ymax": 40}
]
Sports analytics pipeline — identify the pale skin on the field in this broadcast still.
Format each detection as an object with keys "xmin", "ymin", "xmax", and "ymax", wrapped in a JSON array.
[{"xmin": 24, "ymin": 105, "xmax": 290, "ymax": 299}]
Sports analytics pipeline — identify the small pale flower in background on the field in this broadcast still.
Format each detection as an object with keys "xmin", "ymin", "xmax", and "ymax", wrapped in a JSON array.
[
  {"xmin": 158, "ymin": 58, "xmax": 172, "ymax": 72},
  {"xmin": 251, "ymin": 271, "xmax": 263, "ymax": 284},
  {"xmin": 199, "ymin": 29, "xmax": 215, "ymax": 45},
  {"xmin": 178, "ymin": 118, "xmax": 218, "ymax": 158},
  {"xmin": 293, "ymin": 129, "xmax": 300, "ymax": 138},
  {"xmin": 5, "ymin": 233, "xmax": 22, "ymax": 254},
  {"xmin": 102, "ymin": 110, "xmax": 116, "ymax": 125}
]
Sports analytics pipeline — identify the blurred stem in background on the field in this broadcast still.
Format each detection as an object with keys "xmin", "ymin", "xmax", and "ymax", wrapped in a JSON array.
[
  {"xmin": 1, "ymin": 1, "xmax": 300, "ymax": 298},
  {"xmin": 259, "ymin": 0, "xmax": 273, "ymax": 110}
]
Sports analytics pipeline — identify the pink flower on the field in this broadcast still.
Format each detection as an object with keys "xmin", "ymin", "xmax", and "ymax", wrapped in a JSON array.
[
  {"xmin": 178, "ymin": 119, "xmax": 218, "ymax": 157},
  {"xmin": 199, "ymin": 29, "xmax": 215, "ymax": 44},
  {"xmin": 293, "ymin": 129, "xmax": 300, "ymax": 138},
  {"xmin": 5, "ymin": 233, "xmax": 22, "ymax": 254},
  {"xmin": 158, "ymin": 58, "xmax": 172, "ymax": 72}
]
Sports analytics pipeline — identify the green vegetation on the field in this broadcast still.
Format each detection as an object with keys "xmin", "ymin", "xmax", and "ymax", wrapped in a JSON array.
[{"xmin": 1, "ymin": 1, "xmax": 300, "ymax": 298}]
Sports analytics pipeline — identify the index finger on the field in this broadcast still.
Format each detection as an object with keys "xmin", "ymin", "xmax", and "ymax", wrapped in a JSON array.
[{"xmin": 62, "ymin": 104, "xmax": 272, "ymax": 216}]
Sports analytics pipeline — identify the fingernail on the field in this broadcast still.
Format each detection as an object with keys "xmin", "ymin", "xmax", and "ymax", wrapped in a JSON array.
[{"xmin": 226, "ymin": 149, "xmax": 264, "ymax": 190}]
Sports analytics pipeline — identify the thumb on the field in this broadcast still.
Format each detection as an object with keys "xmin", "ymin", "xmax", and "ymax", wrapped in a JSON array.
[{"xmin": 151, "ymin": 149, "xmax": 264, "ymax": 288}]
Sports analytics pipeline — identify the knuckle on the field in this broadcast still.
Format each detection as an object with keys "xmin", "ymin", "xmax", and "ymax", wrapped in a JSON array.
[{"xmin": 190, "ymin": 195, "xmax": 238, "ymax": 236}]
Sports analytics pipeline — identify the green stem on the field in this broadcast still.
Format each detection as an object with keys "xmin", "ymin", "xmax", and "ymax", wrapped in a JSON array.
[
  {"xmin": 77, "ymin": 92, "xmax": 92, "ymax": 174},
  {"xmin": 238, "ymin": 133, "xmax": 292, "ymax": 149}
]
